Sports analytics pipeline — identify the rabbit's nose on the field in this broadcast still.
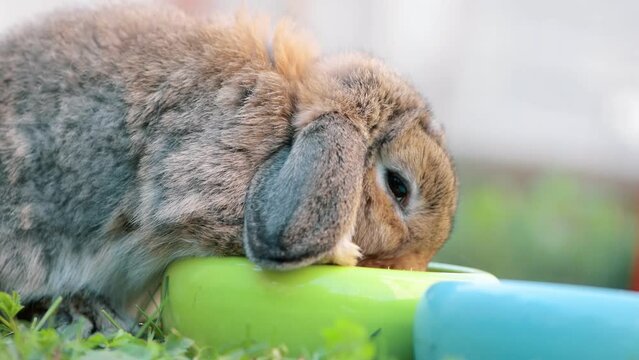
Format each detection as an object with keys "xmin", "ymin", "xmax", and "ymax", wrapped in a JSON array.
[{"xmin": 358, "ymin": 250, "xmax": 433, "ymax": 271}]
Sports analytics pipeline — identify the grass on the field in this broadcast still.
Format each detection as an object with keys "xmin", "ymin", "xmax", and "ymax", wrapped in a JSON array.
[
  {"xmin": 435, "ymin": 172, "xmax": 637, "ymax": 288},
  {"xmin": 0, "ymin": 291, "xmax": 383, "ymax": 360}
]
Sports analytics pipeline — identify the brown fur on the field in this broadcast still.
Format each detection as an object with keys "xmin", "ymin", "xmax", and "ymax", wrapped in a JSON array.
[{"xmin": 0, "ymin": 4, "xmax": 457, "ymax": 331}]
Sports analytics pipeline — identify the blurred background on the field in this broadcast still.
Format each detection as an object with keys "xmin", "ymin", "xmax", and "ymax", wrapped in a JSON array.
[{"xmin": 2, "ymin": 0, "xmax": 637, "ymax": 289}]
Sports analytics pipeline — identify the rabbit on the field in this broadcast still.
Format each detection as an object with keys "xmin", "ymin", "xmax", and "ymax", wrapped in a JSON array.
[{"xmin": 0, "ymin": 4, "xmax": 458, "ymax": 333}]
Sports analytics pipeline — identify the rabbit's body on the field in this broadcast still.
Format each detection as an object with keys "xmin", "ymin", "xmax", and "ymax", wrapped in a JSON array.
[
  {"xmin": 0, "ymin": 5, "xmax": 458, "ymax": 331},
  {"xmin": 1, "ymin": 7, "xmax": 293, "ymax": 325}
]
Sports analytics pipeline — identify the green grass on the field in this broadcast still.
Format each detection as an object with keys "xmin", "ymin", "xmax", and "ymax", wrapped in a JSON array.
[
  {"xmin": 435, "ymin": 171, "xmax": 637, "ymax": 288},
  {"xmin": 0, "ymin": 291, "xmax": 381, "ymax": 360}
]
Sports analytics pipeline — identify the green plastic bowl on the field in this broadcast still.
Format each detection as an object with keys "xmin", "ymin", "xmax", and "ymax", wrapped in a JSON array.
[{"xmin": 161, "ymin": 257, "xmax": 497, "ymax": 358}]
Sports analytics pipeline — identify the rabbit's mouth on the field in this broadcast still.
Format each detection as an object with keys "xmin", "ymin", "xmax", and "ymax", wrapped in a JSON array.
[{"xmin": 358, "ymin": 250, "xmax": 433, "ymax": 271}]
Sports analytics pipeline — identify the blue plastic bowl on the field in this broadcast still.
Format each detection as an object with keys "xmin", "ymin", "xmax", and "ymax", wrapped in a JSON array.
[{"xmin": 414, "ymin": 280, "xmax": 639, "ymax": 359}]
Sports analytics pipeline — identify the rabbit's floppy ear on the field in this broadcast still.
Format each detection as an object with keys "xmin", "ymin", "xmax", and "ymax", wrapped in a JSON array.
[{"xmin": 244, "ymin": 112, "xmax": 367, "ymax": 269}]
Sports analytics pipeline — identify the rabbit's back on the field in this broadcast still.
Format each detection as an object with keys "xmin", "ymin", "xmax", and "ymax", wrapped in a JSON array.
[
  {"xmin": 0, "ymin": 44, "xmax": 133, "ymax": 239},
  {"xmin": 0, "ymin": 8, "xmax": 145, "ymax": 298},
  {"xmin": 0, "ymin": 5, "xmax": 296, "ymax": 302},
  {"xmin": 0, "ymin": 6, "xmax": 201, "ymax": 240}
]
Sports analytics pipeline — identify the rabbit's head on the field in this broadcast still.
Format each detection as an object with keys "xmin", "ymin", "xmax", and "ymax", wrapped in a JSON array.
[{"xmin": 244, "ymin": 52, "xmax": 457, "ymax": 271}]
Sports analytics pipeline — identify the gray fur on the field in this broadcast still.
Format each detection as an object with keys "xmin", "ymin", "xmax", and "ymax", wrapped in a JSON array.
[{"xmin": 0, "ymin": 4, "xmax": 458, "ymax": 331}]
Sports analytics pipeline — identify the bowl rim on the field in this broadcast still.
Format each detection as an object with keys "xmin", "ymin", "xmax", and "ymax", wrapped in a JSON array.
[
  {"xmin": 427, "ymin": 262, "xmax": 491, "ymax": 275},
  {"xmin": 166, "ymin": 257, "xmax": 492, "ymax": 276}
]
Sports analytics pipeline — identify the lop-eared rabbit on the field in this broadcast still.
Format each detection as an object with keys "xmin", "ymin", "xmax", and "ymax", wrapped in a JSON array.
[{"xmin": 0, "ymin": 5, "xmax": 457, "ymax": 332}]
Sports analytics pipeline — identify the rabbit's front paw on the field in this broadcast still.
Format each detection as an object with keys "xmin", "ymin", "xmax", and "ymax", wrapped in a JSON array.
[
  {"xmin": 20, "ymin": 293, "xmax": 136, "ymax": 337},
  {"xmin": 326, "ymin": 234, "xmax": 362, "ymax": 266}
]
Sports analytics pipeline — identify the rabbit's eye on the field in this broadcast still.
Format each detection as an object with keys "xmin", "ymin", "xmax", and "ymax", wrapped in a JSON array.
[{"xmin": 386, "ymin": 170, "xmax": 409, "ymax": 207}]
